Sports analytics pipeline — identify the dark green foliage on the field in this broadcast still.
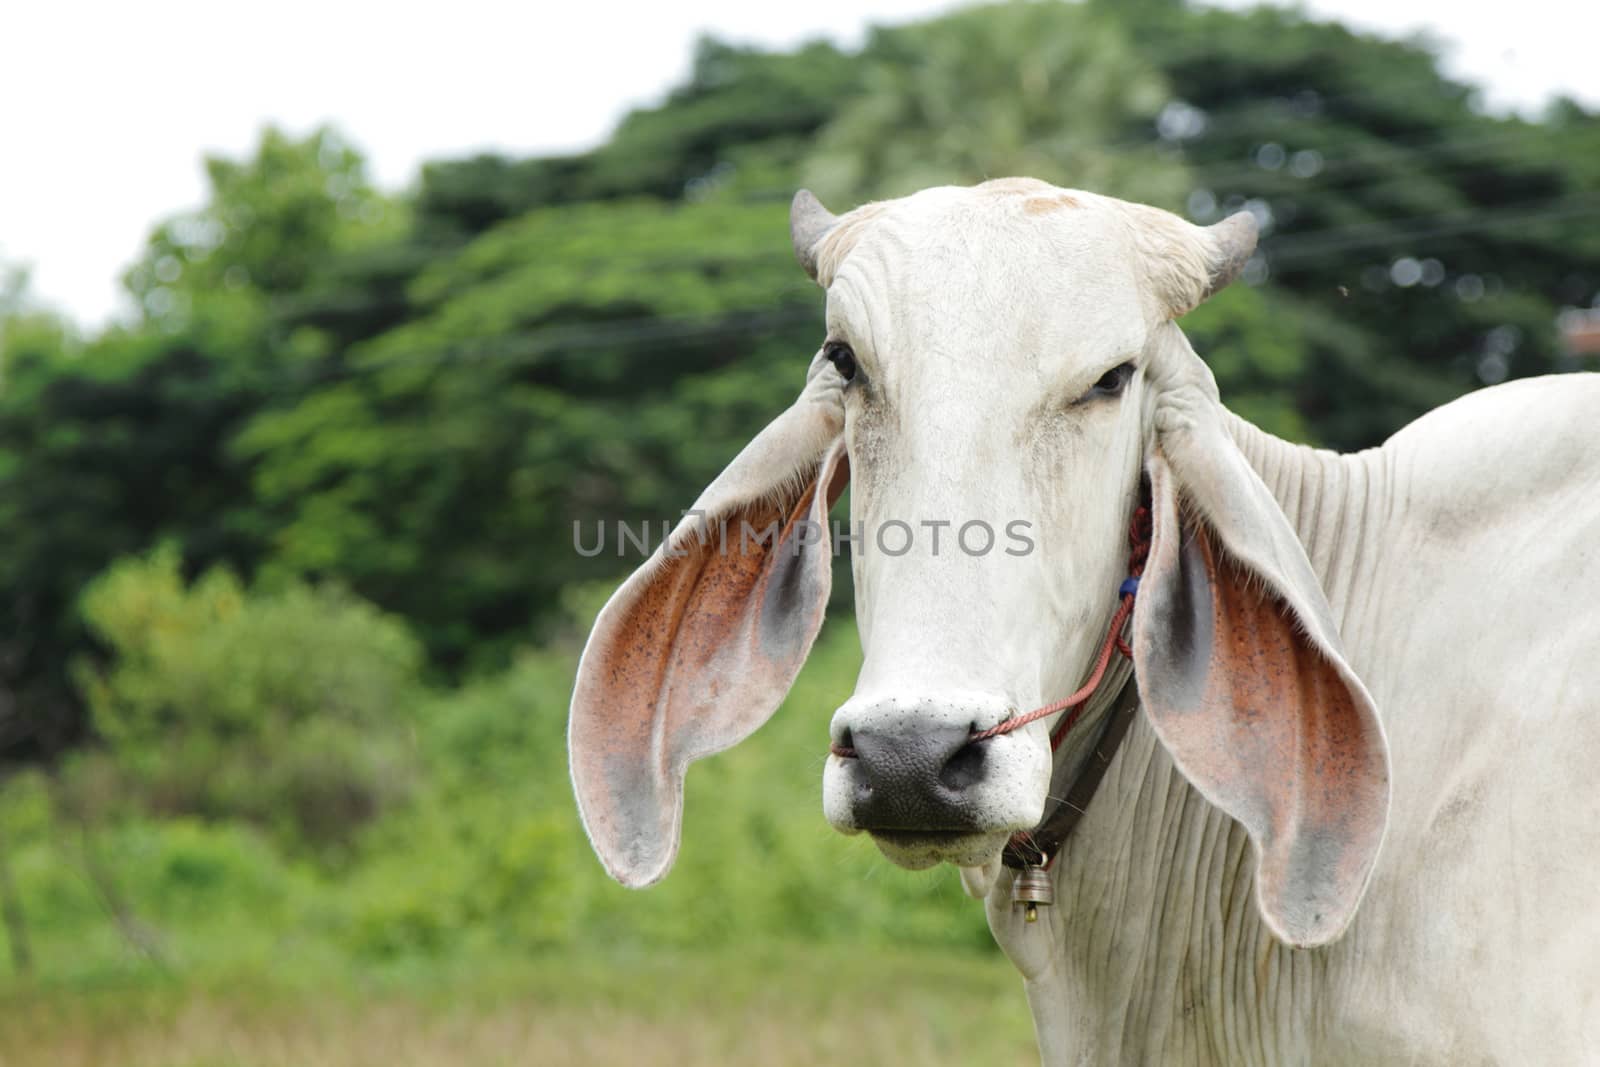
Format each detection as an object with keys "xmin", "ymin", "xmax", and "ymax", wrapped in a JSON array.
[
  {"xmin": 238, "ymin": 197, "xmax": 818, "ymax": 670},
  {"xmin": 415, "ymin": 37, "xmax": 856, "ymax": 238},
  {"xmin": 1108, "ymin": 2, "xmax": 1600, "ymax": 446},
  {"xmin": 0, "ymin": 315, "xmax": 271, "ymax": 763},
  {"xmin": 4, "ymin": 0, "xmax": 1597, "ymax": 756}
]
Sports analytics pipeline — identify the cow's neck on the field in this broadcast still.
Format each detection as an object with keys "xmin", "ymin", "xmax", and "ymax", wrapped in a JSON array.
[
  {"xmin": 1222, "ymin": 410, "xmax": 1389, "ymax": 631},
  {"xmin": 987, "ymin": 413, "xmax": 1378, "ymax": 1066},
  {"xmin": 990, "ymin": 726, "xmax": 1328, "ymax": 1065}
]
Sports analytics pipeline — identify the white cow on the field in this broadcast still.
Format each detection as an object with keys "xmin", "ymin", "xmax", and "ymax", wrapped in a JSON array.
[{"xmin": 568, "ymin": 178, "xmax": 1600, "ymax": 1065}]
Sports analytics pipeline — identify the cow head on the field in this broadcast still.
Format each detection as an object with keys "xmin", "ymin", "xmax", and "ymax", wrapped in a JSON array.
[{"xmin": 569, "ymin": 179, "xmax": 1389, "ymax": 949}]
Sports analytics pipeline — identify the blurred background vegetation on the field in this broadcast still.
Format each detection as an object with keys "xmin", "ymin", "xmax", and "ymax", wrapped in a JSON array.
[{"xmin": 1, "ymin": 1, "xmax": 1597, "ymax": 1062}]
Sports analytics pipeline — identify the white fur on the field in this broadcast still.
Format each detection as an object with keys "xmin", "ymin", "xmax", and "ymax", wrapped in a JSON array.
[{"xmin": 809, "ymin": 180, "xmax": 1600, "ymax": 1064}]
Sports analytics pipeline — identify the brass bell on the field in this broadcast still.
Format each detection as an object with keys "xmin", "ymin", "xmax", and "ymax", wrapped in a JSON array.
[{"xmin": 1012, "ymin": 865, "xmax": 1054, "ymax": 923}]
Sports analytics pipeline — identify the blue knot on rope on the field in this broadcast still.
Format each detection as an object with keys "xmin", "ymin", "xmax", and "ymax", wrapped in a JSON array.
[{"xmin": 1119, "ymin": 576, "xmax": 1141, "ymax": 598}]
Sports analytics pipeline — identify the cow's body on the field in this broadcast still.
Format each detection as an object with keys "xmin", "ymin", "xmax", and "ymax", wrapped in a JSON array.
[
  {"xmin": 991, "ymin": 377, "xmax": 1600, "ymax": 1064},
  {"xmin": 567, "ymin": 178, "xmax": 1600, "ymax": 1064}
]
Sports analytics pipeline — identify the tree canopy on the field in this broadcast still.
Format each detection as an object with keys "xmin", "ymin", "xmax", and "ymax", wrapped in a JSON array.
[{"xmin": 2, "ymin": 0, "xmax": 1596, "ymax": 772}]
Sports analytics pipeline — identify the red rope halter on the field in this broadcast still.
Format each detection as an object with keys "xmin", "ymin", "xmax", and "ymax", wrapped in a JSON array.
[{"xmin": 829, "ymin": 503, "xmax": 1152, "ymax": 760}]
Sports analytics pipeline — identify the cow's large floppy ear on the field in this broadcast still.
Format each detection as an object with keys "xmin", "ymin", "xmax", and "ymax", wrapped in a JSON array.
[
  {"xmin": 1132, "ymin": 327, "xmax": 1390, "ymax": 948},
  {"xmin": 569, "ymin": 353, "xmax": 849, "ymax": 888}
]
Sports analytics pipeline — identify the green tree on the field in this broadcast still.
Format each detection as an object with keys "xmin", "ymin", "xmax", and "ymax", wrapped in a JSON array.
[
  {"xmin": 238, "ymin": 197, "xmax": 820, "ymax": 670},
  {"xmin": 413, "ymin": 36, "xmax": 856, "ymax": 239},
  {"xmin": 1108, "ymin": 0, "xmax": 1600, "ymax": 445},
  {"xmin": 0, "ymin": 128, "xmax": 397, "ymax": 767},
  {"xmin": 803, "ymin": 1, "xmax": 1187, "ymax": 206},
  {"xmin": 124, "ymin": 125, "xmax": 402, "ymax": 328},
  {"xmin": 6, "ymin": 2, "xmax": 1598, "ymax": 778}
]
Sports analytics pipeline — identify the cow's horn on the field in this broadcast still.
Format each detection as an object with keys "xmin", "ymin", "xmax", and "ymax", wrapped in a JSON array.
[
  {"xmin": 1202, "ymin": 210, "xmax": 1260, "ymax": 299},
  {"xmin": 790, "ymin": 189, "xmax": 838, "ymax": 282}
]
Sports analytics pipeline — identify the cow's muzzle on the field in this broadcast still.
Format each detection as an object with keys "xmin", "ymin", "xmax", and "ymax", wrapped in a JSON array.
[
  {"xmin": 839, "ymin": 725, "xmax": 988, "ymax": 829},
  {"xmin": 822, "ymin": 692, "xmax": 1051, "ymax": 868}
]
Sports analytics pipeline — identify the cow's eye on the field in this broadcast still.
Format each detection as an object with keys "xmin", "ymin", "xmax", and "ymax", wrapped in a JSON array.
[
  {"xmin": 824, "ymin": 342, "xmax": 858, "ymax": 383},
  {"xmin": 1088, "ymin": 362, "xmax": 1134, "ymax": 398}
]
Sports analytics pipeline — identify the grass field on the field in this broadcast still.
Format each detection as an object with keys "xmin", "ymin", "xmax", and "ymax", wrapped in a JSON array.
[{"xmin": 0, "ymin": 945, "xmax": 1038, "ymax": 1066}]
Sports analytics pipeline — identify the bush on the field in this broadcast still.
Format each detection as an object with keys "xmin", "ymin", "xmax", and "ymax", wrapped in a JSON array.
[
  {"xmin": 75, "ymin": 547, "xmax": 425, "ymax": 851},
  {"xmin": 350, "ymin": 620, "xmax": 995, "ymax": 959}
]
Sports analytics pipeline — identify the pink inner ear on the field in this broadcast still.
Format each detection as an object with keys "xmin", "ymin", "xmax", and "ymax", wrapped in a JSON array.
[
  {"xmin": 569, "ymin": 446, "xmax": 847, "ymax": 888},
  {"xmin": 1135, "ymin": 502, "xmax": 1388, "ymax": 947},
  {"xmin": 1188, "ymin": 528, "xmax": 1380, "ymax": 887},
  {"xmin": 660, "ymin": 485, "xmax": 831, "ymax": 755}
]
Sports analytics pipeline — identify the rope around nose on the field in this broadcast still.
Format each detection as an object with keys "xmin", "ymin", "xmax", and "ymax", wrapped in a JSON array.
[{"xmin": 828, "ymin": 504, "xmax": 1152, "ymax": 760}]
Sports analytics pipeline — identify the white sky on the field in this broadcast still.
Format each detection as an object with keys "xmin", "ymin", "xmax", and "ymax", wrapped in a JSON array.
[{"xmin": 2, "ymin": 0, "xmax": 1596, "ymax": 328}]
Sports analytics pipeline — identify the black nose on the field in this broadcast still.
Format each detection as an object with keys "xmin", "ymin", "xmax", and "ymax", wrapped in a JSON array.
[{"xmin": 844, "ymin": 725, "xmax": 989, "ymax": 830}]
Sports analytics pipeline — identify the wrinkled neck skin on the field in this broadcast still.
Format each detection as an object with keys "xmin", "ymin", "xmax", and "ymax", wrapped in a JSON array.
[{"xmin": 986, "ymin": 412, "xmax": 1387, "ymax": 1066}]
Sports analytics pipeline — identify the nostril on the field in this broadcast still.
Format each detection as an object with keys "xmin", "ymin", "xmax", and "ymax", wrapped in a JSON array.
[
  {"xmin": 831, "ymin": 728, "xmax": 857, "ymax": 759},
  {"xmin": 938, "ymin": 736, "xmax": 988, "ymax": 792}
]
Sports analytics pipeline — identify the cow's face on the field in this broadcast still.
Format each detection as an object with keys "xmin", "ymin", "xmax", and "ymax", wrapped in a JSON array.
[
  {"xmin": 811, "ymin": 181, "xmax": 1168, "ymax": 867},
  {"xmin": 571, "ymin": 179, "xmax": 1390, "ymax": 949}
]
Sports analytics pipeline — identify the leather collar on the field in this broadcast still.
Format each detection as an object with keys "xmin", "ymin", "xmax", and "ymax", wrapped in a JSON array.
[{"xmin": 1001, "ymin": 673, "xmax": 1140, "ymax": 870}]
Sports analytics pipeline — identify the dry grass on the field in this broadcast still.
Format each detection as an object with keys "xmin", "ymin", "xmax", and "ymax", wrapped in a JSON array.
[{"xmin": 0, "ymin": 946, "xmax": 1039, "ymax": 1067}]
